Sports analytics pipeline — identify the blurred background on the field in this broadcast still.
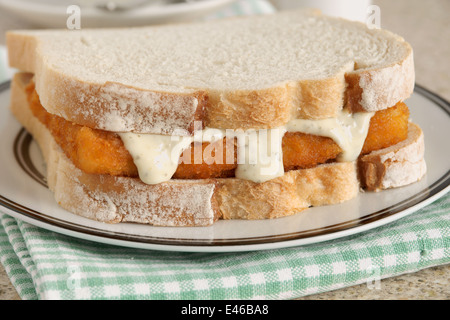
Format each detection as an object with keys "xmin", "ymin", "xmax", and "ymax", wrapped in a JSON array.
[
  {"xmin": 0, "ymin": 0, "xmax": 372, "ymax": 30},
  {"xmin": 0, "ymin": 0, "xmax": 448, "ymax": 99}
]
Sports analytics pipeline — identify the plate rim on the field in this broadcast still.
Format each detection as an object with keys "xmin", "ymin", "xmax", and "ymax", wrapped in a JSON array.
[{"xmin": 0, "ymin": 80, "xmax": 449, "ymax": 252}]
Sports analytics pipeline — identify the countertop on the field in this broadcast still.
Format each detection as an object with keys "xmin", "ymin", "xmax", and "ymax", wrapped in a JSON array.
[{"xmin": 0, "ymin": 0, "xmax": 449, "ymax": 300}]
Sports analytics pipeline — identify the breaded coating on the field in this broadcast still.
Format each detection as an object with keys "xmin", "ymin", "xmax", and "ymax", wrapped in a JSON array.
[
  {"xmin": 27, "ymin": 84, "xmax": 138, "ymax": 177},
  {"xmin": 26, "ymin": 83, "xmax": 410, "ymax": 179},
  {"xmin": 362, "ymin": 102, "xmax": 410, "ymax": 154},
  {"xmin": 282, "ymin": 133, "xmax": 342, "ymax": 171},
  {"xmin": 174, "ymin": 139, "xmax": 237, "ymax": 179}
]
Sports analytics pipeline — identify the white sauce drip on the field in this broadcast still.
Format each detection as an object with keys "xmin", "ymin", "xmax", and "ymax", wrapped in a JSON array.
[
  {"xmin": 286, "ymin": 110, "xmax": 374, "ymax": 162},
  {"xmin": 119, "ymin": 110, "xmax": 374, "ymax": 185},
  {"xmin": 119, "ymin": 132, "xmax": 192, "ymax": 184},
  {"xmin": 233, "ymin": 128, "xmax": 286, "ymax": 183}
]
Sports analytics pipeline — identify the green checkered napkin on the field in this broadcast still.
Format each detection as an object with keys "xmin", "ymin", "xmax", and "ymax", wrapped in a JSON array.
[
  {"xmin": 1, "ymin": 0, "xmax": 449, "ymax": 300},
  {"xmin": 1, "ymin": 195, "xmax": 449, "ymax": 300}
]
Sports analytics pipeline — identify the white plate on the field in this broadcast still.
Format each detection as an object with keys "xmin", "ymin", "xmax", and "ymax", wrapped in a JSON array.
[
  {"xmin": 0, "ymin": 81, "xmax": 449, "ymax": 252},
  {"xmin": 0, "ymin": 0, "xmax": 238, "ymax": 28}
]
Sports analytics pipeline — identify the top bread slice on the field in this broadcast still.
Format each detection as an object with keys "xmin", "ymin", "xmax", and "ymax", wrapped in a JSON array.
[{"xmin": 6, "ymin": 9, "xmax": 414, "ymax": 135}]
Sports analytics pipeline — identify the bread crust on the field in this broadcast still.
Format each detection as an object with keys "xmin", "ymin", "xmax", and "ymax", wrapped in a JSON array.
[
  {"xmin": 345, "ymin": 51, "xmax": 415, "ymax": 113},
  {"xmin": 216, "ymin": 161, "xmax": 359, "ymax": 220},
  {"xmin": 39, "ymin": 68, "xmax": 208, "ymax": 136},
  {"xmin": 358, "ymin": 122, "xmax": 426, "ymax": 191},
  {"xmin": 6, "ymin": 10, "xmax": 414, "ymax": 133}
]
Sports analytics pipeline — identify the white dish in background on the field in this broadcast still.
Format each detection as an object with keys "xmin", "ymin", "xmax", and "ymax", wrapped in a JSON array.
[
  {"xmin": 270, "ymin": 0, "xmax": 372, "ymax": 22},
  {"xmin": 0, "ymin": 0, "xmax": 238, "ymax": 28},
  {"xmin": 0, "ymin": 81, "xmax": 449, "ymax": 252}
]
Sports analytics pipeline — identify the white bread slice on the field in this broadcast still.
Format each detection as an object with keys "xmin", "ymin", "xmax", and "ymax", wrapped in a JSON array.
[
  {"xmin": 358, "ymin": 122, "xmax": 426, "ymax": 191},
  {"xmin": 10, "ymin": 72, "xmax": 361, "ymax": 226},
  {"xmin": 6, "ymin": 10, "xmax": 414, "ymax": 134}
]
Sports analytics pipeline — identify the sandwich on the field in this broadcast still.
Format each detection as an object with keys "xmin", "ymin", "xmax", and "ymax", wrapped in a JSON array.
[{"xmin": 6, "ymin": 10, "xmax": 426, "ymax": 227}]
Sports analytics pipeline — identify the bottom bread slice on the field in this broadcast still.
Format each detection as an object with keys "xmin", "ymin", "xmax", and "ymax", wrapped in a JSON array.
[
  {"xmin": 9, "ymin": 72, "xmax": 425, "ymax": 226},
  {"xmin": 359, "ymin": 122, "xmax": 426, "ymax": 191}
]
